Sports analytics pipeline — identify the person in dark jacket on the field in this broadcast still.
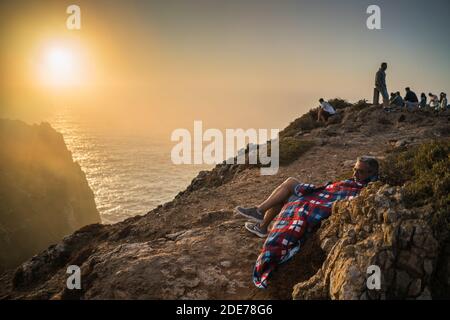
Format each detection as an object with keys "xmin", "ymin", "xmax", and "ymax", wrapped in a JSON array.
[
  {"xmin": 404, "ymin": 87, "xmax": 419, "ymax": 111},
  {"xmin": 374, "ymin": 62, "xmax": 389, "ymax": 108}
]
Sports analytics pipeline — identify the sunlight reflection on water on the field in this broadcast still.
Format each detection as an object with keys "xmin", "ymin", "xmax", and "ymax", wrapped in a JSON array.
[{"xmin": 48, "ymin": 110, "xmax": 212, "ymax": 224}]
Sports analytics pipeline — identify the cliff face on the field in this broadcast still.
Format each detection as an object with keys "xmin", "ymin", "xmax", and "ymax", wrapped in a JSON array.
[
  {"xmin": 0, "ymin": 104, "xmax": 448, "ymax": 300},
  {"xmin": 0, "ymin": 119, "xmax": 100, "ymax": 271}
]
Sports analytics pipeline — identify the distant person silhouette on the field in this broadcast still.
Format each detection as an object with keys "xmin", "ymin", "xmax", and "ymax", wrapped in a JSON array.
[
  {"xmin": 429, "ymin": 93, "xmax": 440, "ymax": 110},
  {"xmin": 390, "ymin": 92, "xmax": 403, "ymax": 108},
  {"xmin": 404, "ymin": 87, "xmax": 419, "ymax": 111},
  {"xmin": 317, "ymin": 98, "xmax": 336, "ymax": 122},
  {"xmin": 374, "ymin": 62, "xmax": 389, "ymax": 108},
  {"xmin": 419, "ymin": 93, "xmax": 427, "ymax": 109},
  {"xmin": 440, "ymin": 93, "xmax": 448, "ymax": 111}
]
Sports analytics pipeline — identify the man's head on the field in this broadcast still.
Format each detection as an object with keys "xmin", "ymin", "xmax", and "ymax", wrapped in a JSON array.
[
  {"xmin": 319, "ymin": 98, "xmax": 324, "ymax": 103},
  {"xmin": 353, "ymin": 156, "xmax": 379, "ymax": 183},
  {"xmin": 381, "ymin": 62, "xmax": 388, "ymax": 70},
  {"xmin": 405, "ymin": 87, "xmax": 410, "ymax": 92}
]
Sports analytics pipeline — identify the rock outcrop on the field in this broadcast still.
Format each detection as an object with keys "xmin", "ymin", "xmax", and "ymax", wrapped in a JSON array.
[
  {"xmin": 0, "ymin": 119, "xmax": 100, "ymax": 271},
  {"xmin": 292, "ymin": 183, "xmax": 440, "ymax": 300}
]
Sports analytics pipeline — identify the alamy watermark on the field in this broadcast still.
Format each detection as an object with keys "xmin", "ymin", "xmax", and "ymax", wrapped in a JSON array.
[
  {"xmin": 366, "ymin": 265, "xmax": 381, "ymax": 290},
  {"xmin": 66, "ymin": 5, "xmax": 81, "ymax": 30},
  {"xmin": 65, "ymin": 4, "xmax": 381, "ymax": 31},
  {"xmin": 66, "ymin": 265, "xmax": 81, "ymax": 290},
  {"xmin": 367, "ymin": 5, "xmax": 382, "ymax": 30},
  {"xmin": 171, "ymin": 121, "xmax": 280, "ymax": 175}
]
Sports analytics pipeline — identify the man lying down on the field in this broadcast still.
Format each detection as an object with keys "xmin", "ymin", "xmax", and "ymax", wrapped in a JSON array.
[{"xmin": 235, "ymin": 156, "xmax": 379, "ymax": 289}]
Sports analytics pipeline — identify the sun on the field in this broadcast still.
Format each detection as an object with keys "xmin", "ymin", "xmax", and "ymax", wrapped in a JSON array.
[
  {"xmin": 47, "ymin": 48, "xmax": 74, "ymax": 75},
  {"xmin": 37, "ymin": 43, "xmax": 84, "ymax": 88}
]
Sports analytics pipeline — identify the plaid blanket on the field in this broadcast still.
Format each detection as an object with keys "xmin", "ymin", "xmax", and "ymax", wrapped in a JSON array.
[{"xmin": 253, "ymin": 179, "xmax": 366, "ymax": 289}]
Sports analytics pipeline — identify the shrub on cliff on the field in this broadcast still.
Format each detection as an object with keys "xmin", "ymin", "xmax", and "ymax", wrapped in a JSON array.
[
  {"xmin": 279, "ymin": 138, "xmax": 315, "ymax": 166},
  {"xmin": 327, "ymin": 98, "xmax": 352, "ymax": 110},
  {"xmin": 381, "ymin": 140, "xmax": 450, "ymax": 241},
  {"xmin": 350, "ymin": 99, "xmax": 371, "ymax": 112},
  {"xmin": 280, "ymin": 110, "xmax": 323, "ymax": 138}
]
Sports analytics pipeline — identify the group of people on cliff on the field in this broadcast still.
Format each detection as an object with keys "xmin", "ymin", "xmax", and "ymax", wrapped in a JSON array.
[
  {"xmin": 314, "ymin": 62, "xmax": 448, "ymax": 123},
  {"xmin": 375, "ymin": 62, "xmax": 448, "ymax": 112}
]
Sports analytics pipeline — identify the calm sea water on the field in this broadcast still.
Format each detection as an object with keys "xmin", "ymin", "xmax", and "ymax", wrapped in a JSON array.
[{"xmin": 48, "ymin": 110, "xmax": 212, "ymax": 224}]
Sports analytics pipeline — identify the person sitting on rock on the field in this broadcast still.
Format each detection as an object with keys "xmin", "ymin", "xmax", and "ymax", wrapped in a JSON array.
[
  {"xmin": 390, "ymin": 91, "xmax": 404, "ymax": 108},
  {"xmin": 317, "ymin": 98, "xmax": 336, "ymax": 122},
  {"xmin": 235, "ymin": 156, "xmax": 379, "ymax": 289},
  {"xmin": 419, "ymin": 93, "xmax": 427, "ymax": 109},
  {"xmin": 440, "ymin": 92, "xmax": 448, "ymax": 111},
  {"xmin": 404, "ymin": 87, "xmax": 419, "ymax": 111},
  {"xmin": 429, "ymin": 93, "xmax": 440, "ymax": 110}
]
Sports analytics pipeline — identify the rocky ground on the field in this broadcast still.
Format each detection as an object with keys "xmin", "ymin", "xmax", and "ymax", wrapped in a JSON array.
[{"xmin": 0, "ymin": 104, "xmax": 449, "ymax": 299}]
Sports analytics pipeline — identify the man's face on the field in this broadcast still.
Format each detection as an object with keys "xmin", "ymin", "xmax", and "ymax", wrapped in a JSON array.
[{"xmin": 353, "ymin": 161, "xmax": 372, "ymax": 183}]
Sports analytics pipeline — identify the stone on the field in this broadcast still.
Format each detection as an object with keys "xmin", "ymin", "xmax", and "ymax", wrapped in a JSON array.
[{"xmin": 395, "ymin": 139, "xmax": 408, "ymax": 148}]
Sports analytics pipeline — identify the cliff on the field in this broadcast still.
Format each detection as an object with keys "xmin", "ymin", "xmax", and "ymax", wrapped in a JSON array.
[
  {"xmin": 0, "ymin": 119, "xmax": 100, "ymax": 272},
  {"xmin": 0, "ymin": 103, "xmax": 448, "ymax": 300}
]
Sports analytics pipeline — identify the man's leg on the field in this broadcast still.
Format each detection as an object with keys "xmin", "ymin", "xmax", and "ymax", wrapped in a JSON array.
[
  {"xmin": 237, "ymin": 177, "xmax": 300, "ymax": 236},
  {"xmin": 257, "ymin": 177, "xmax": 299, "ymax": 214},
  {"xmin": 382, "ymin": 88, "xmax": 389, "ymax": 108},
  {"xmin": 318, "ymin": 109, "xmax": 328, "ymax": 122},
  {"xmin": 259, "ymin": 204, "xmax": 284, "ymax": 231}
]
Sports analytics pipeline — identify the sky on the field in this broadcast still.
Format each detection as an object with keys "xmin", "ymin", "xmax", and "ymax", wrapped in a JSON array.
[{"xmin": 1, "ymin": 0, "xmax": 449, "ymax": 138}]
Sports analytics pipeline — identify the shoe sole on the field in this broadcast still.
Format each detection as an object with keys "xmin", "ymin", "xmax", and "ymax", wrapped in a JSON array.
[{"xmin": 234, "ymin": 207, "xmax": 263, "ymax": 223}]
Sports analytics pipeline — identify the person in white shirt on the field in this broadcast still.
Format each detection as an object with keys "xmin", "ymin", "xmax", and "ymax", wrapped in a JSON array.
[
  {"xmin": 428, "ymin": 93, "xmax": 440, "ymax": 110},
  {"xmin": 317, "ymin": 98, "xmax": 336, "ymax": 122}
]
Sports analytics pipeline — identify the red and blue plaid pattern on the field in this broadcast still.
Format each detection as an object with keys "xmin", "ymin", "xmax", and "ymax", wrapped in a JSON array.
[{"xmin": 253, "ymin": 179, "xmax": 366, "ymax": 288}]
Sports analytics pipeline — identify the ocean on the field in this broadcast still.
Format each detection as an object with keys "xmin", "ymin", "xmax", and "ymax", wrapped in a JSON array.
[{"xmin": 48, "ymin": 109, "xmax": 212, "ymax": 224}]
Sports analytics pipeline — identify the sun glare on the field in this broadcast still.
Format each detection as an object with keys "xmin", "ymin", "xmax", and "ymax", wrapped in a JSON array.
[{"xmin": 37, "ymin": 43, "xmax": 85, "ymax": 88}]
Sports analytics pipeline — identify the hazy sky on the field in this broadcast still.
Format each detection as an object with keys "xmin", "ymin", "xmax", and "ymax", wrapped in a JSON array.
[{"xmin": 1, "ymin": 0, "xmax": 449, "ymax": 138}]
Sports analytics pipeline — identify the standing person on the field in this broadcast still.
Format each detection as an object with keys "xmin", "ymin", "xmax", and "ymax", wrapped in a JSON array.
[
  {"xmin": 429, "ymin": 93, "xmax": 440, "ymax": 110},
  {"xmin": 317, "ymin": 98, "xmax": 336, "ymax": 122},
  {"xmin": 441, "ymin": 93, "xmax": 448, "ymax": 111},
  {"xmin": 404, "ymin": 87, "xmax": 419, "ymax": 111},
  {"xmin": 374, "ymin": 62, "xmax": 389, "ymax": 108},
  {"xmin": 419, "ymin": 93, "xmax": 427, "ymax": 109}
]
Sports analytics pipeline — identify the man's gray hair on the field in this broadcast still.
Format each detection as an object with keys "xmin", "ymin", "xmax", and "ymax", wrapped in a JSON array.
[{"xmin": 357, "ymin": 156, "xmax": 379, "ymax": 175}]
